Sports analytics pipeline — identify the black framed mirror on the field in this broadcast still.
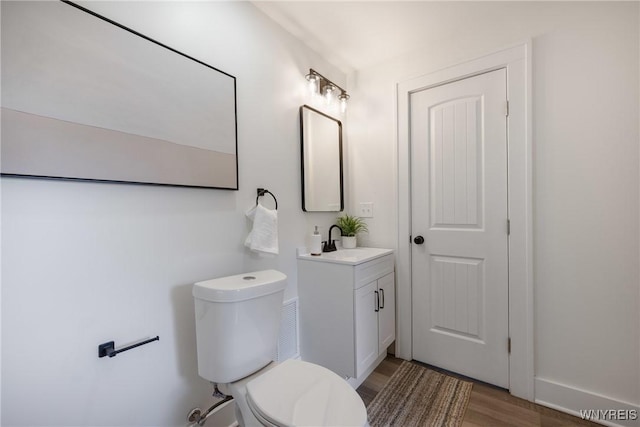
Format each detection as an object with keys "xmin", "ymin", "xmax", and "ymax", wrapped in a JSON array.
[
  {"xmin": 300, "ymin": 105, "xmax": 344, "ymax": 212},
  {"xmin": 1, "ymin": 1, "xmax": 238, "ymax": 189}
]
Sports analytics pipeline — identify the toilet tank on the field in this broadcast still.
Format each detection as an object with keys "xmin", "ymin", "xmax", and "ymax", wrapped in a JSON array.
[{"xmin": 193, "ymin": 270, "xmax": 287, "ymax": 383}]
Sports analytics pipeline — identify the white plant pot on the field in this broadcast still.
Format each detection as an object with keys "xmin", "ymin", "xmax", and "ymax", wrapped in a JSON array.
[{"xmin": 342, "ymin": 236, "xmax": 357, "ymax": 249}]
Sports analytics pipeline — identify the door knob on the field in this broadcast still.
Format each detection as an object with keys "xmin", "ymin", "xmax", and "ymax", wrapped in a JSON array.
[{"xmin": 413, "ymin": 235, "xmax": 425, "ymax": 245}]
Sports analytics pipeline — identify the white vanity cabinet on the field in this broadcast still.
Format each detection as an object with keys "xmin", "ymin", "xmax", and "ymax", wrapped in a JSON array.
[
  {"xmin": 354, "ymin": 272, "xmax": 395, "ymax": 376},
  {"xmin": 297, "ymin": 248, "xmax": 395, "ymax": 385}
]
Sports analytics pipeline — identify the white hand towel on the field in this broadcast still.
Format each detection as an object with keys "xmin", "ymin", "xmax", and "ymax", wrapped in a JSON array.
[{"xmin": 244, "ymin": 203, "xmax": 279, "ymax": 254}]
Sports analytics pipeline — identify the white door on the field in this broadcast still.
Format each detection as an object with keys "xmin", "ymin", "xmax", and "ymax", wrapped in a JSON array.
[
  {"xmin": 377, "ymin": 273, "xmax": 395, "ymax": 354},
  {"xmin": 411, "ymin": 69, "xmax": 509, "ymax": 388},
  {"xmin": 355, "ymin": 281, "xmax": 378, "ymax": 377}
]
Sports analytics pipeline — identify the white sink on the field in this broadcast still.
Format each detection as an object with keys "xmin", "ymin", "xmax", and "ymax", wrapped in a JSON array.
[{"xmin": 297, "ymin": 247, "xmax": 393, "ymax": 265}]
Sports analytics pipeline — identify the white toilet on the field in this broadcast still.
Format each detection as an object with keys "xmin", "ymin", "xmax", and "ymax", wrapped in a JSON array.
[{"xmin": 193, "ymin": 269, "xmax": 368, "ymax": 427}]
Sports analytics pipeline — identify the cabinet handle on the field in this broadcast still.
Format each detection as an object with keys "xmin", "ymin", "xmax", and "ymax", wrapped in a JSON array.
[
  {"xmin": 380, "ymin": 288, "xmax": 385, "ymax": 309},
  {"xmin": 374, "ymin": 290, "xmax": 379, "ymax": 312}
]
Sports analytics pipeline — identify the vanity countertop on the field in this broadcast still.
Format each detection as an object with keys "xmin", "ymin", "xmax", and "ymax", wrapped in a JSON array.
[{"xmin": 297, "ymin": 247, "xmax": 393, "ymax": 266}]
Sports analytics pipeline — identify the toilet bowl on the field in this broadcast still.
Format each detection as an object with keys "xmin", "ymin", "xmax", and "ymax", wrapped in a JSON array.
[
  {"xmin": 193, "ymin": 270, "xmax": 368, "ymax": 427},
  {"xmin": 225, "ymin": 360, "xmax": 367, "ymax": 427}
]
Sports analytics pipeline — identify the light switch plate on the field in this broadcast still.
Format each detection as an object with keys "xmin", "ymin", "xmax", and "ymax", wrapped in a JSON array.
[{"xmin": 359, "ymin": 202, "xmax": 373, "ymax": 218}]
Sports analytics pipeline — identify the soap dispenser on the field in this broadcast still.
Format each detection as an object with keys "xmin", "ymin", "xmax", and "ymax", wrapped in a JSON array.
[{"xmin": 310, "ymin": 226, "xmax": 322, "ymax": 256}]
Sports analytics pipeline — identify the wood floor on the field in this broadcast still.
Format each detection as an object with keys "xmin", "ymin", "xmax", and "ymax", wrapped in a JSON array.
[{"xmin": 356, "ymin": 356, "xmax": 601, "ymax": 427}]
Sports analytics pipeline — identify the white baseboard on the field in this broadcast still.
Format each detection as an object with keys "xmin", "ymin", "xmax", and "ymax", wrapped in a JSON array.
[{"xmin": 535, "ymin": 378, "xmax": 639, "ymax": 427}]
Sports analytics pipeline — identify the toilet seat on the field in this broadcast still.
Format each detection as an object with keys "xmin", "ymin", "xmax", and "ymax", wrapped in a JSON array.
[{"xmin": 245, "ymin": 359, "xmax": 368, "ymax": 427}]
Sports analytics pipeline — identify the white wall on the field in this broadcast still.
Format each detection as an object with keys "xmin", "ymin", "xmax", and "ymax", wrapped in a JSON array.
[
  {"xmin": 347, "ymin": 0, "xmax": 639, "ymax": 416},
  {"xmin": 1, "ymin": 1, "xmax": 345, "ymax": 426}
]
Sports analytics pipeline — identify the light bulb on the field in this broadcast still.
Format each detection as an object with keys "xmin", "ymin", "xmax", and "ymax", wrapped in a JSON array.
[
  {"xmin": 323, "ymin": 84, "xmax": 336, "ymax": 105},
  {"xmin": 339, "ymin": 93, "xmax": 350, "ymax": 113},
  {"xmin": 305, "ymin": 73, "xmax": 319, "ymax": 96}
]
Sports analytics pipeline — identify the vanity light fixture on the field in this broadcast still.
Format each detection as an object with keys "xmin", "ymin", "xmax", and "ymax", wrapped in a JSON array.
[{"xmin": 305, "ymin": 68, "xmax": 349, "ymax": 112}]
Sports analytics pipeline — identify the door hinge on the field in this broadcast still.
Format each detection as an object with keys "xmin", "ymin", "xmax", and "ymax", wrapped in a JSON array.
[
  {"xmin": 507, "ymin": 219, "xmax": 511, "ymax": 235},
  {"xmin": 508, "ymin": 337, "xmax": 512, "ymax": 354},
  {"xmin": 505, "ymin": 100, "xmax": 510, "ymax": 117}
]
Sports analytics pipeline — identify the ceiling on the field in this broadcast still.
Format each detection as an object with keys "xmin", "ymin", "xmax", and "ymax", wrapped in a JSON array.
[
  {"xmin": 253, "ymin": 1, "xmax": 607, "ymax": 75},
  {"xmin": 251, "ymin": 1, "xmax": 531, "ymax": 74}
]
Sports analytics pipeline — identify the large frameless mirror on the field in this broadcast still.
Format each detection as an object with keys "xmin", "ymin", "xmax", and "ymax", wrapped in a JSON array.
[{"xmin": 300, "ymin": 105, "xmax": 344, "ymax": 212}]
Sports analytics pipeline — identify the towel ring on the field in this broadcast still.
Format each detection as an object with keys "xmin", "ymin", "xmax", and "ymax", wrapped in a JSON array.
[{"xmin": 256, "ymin": 188, "xmax": 278, "ymax": 210}]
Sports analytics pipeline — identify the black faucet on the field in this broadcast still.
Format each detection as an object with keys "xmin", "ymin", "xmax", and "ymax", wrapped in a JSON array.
[{"xmin": 323, "ymin": 225, "xmax": 343, "ymax": 252}]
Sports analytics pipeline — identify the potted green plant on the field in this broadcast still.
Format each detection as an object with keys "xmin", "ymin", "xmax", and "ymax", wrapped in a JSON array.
[{"xmin": 336, "ymin": 214, "xmax": 368, "ymax": 249}]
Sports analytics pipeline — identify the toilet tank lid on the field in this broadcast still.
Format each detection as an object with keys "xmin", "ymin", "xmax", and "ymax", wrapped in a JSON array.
[{"xmin": 193, "ymin": 269, "xmax": 287, "ymax": 302}]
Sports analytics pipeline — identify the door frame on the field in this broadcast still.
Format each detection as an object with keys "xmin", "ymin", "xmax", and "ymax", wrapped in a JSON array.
[{"xmin": 396, "ymin": 42, "xmax": 533, "ymax": 400}]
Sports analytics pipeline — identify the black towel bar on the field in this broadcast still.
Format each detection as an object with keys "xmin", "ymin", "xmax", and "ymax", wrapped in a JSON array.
[
  {"xmin": 98, "ymin": 336, "xmax": 159, "ymax": 358},
  {"xmin": 256, "ymin": 188, "xmax": 278, "ymax": 210}
]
